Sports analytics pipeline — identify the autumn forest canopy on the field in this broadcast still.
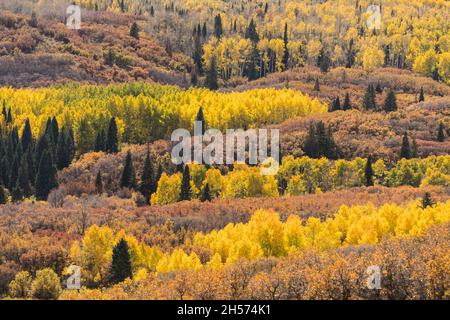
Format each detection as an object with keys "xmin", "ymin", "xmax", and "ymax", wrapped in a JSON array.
[{"xmin": 0, "ymin": 0, "xmax": 448, "ymax": 302}]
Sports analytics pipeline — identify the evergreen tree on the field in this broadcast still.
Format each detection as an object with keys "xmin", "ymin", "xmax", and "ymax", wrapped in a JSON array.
[
  {"xmin": 16, "ymin": 157, "xmax": 31, "ymax": 197},
  {"xmin": 317, "ymin": 48, "xmax": 331, "ymax": 73},
  {"xmin": 383, "ymin": 90, "xmax": 397, "ymax": 112},
  {"xmin": 51, "ymin": 117, "xmax": 59, "ymax": 144},
  {"xmin": 200, "ymin": 183, "xmax": 211, "ymax": 202},
  {"xmin": 206, "ymin": 56, "xmax": 219, "ymax": 90},
  {"xmin": 303, "ymin": 123, "xmax": 318, "ymax": 158},
  {"xmin": 95, "ymin": 130, "xmax": 106, "ymax": 152},
  {"xmin": 129, "ymin": 22, "xmax": 139, "ymax": 39},
  {"xmin": 195, "ymin": 107, "xmax": 207, "ymax": 135},
  {"xmin": 244, "ymin": 45, "xmax": 261, "ymax": 80},
  {"xmin": 364, "ymin": 156, "xmax": 374, "ymax": 187},
  {"xmin": 202, "ymin": 22, "xmax": 207, "ymax": 38},
  {"xmin": 35, "ymin": 150, "xmax": 58, "ymax": 201},
  {"xmin": 120, "ymin": 151, "xmax": 136, "ymax": 189},
  {"xmin": 6, "ymin": 108, "xmax": 12, "ymax": 124},
  {"xmin": 421, "ymin": 192, "xmax": 434, "ymax": 209},
  {"xmin": 11, "ymin": 186, "xmax": 23, "ymax": 202},
  {"xmin": 400, "ymin": 132, "xmax": 412, "ymax": 159},
  {"xmin": 437, "ymin": 122, "xmax": 445, "ymax": 142},
  {"xmin": 345, "ymin": 39, "xmax": 356, "ymax": 68},
  {"xmin": 1, "ymin": 100, "xmax": 7, "ymax": 120},
  {"xmin": 214, "ymin": 14, "xmax": 223, "ymax": 39},
  {"xmin": 419, "ymin": 87, "xmax": 425, "ymax": 102},
  {"xmin": 282, "ymin": 23, "xmax": 289, "ymax": 69},
  {"xmin": 342, "ymin": 93, "xmax": 352, "ymax": 110},
  {"xmin": 245, "ymin": 19, "xmax": 259, "ymax": 43},
  {"xmin": 139, "ymin": 151, "xmax": 155, "ymax": 202},
  {"xmin": 0, "ymin": 185, "xmax": 6, "ymax": 204},
  {"xmin": 193, "ymin": 35, "xmax": 204, "ymax": 75},
  {"xmin": 330, "ymin": 97, "xmax": 341, "ymax": 112},
  {"xmin": 180, "ymin": 165, "xmax": 192, "ymax": 201},
  {"xmin": 106, "ymin": 118, "xmax": 119, "ymax": 153},
  {"xmin": 8, "ymin": 155, "xmax": 19, "ymax": 191},
  {"xmin": 363, "ymin": 84, "xmax": 376, "ymax": 110},
  {"xmin": 375, "ymin": 83, "xmax": 383, "ymax": 94},
  {"xmin": 154, "ymin": 164, "xmax": 163, "ymax": 193},
  {"xmin": 95, "ymin": 171, "xmax": 103, "ymax": 194},
  {"xmin": 109, "ymin": 239, "xmax": 132, "ymax": 284},
  {"xmin": 56, "ymin": 132, "xmax": 68, "ymax": 170},
  {"xmin": 21, "ymin": 119, "xmax": 33, "ymax": 151}
]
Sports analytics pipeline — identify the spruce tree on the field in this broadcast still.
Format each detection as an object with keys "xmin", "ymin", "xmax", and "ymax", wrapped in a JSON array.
[
  {"xmin": 0, "ymin": 185, "xmax": 6, "ymax": 204},
  {"xmin": 342, "ymin": 93, "xmax": 352, "ymax": 110},
  {"xmin": 330, "ymin": 97, "xmax": 341, "ymax": 112},
  {"xmin": 202, "ymin": 22, "xmax": 207, "ymax": 38},
  {"xmin": 94, "ymin": 130, "xmax": 106, "ymax": 152},
  {"xmin": 180, "ymin": 165, "xmax": 191, "ymax": 201},
  {"xmin": 303, "ymin": 123, "xmax": 318, "ymax": 158},
  {"xmin": 200, "ymin": 183, "xmax": 211, "ymax": 202},
  {"xmin": 51, "ymin": 117, "xmax": 59, "ymax": 144},
  {"xmin": 419, "ymin": 87, "xmax": 425, "ymax": 102},
  {"xmin": 95, "ymin": 171, "xmax": 103, "ymax": 194},
  {"xmin": 282, "ymin": 23, "xmax": 289, "ymax": 69},
  {"xmin": 214, "ymin": 14, "xmax": 223, "ymax": 39},
  {"xmin": 364, "ymin": 156, "xmax": 374, "ymax": 187},
  {"xmin": 375, "ymin": 83, "xmax": 383, "ymax": 94},
  {"xmin": 317, "ymin": 48, "xmax": 330, "ymax": 73},
  {"xmin": 363, "ymin": 84, "xmax": 376, "ymax": 110},
  {"xmin": 120, "ymin": 151, "xmax": 136, "ymax": 189},
  {"xmin": 35, "ymin": 150, "xmax": 58, "ymax": 201},
  {"xmin": 11, "ymin": 186, "xmax": 23, "ymax": 202},
  {"xmin": 195, "ymin": 107, "xmax": 207, "ymax": 135},
  {"xmin": 129, "ymin": 22, "xmax": 139, "ymax": 39},
  {"xmin": 21, "ymin": 119, "xmax": 33, "ymax": 151},
  {"xmin": 437, "ymin": 122, "xmax": 445, "ymax": 142},
  {"xmin": 193, "ymin": 35, "xmax": 204, "ymax": 75},
  {"xmin": 245, "ymin": 19, "xmax": 259, "ymax": 43},
  {"xmin": 383, "ymin": 90, "xmax": 397, "ymax": 112},
  {"xmin": 109, "ymin": 239, "xmax": 132, "ymax": 284},
  {"xmin": 154, "ymin": 164, "xmax": 163, "ymax": 193},
  {"xmin": 139, "ymin": 151, "xmax": 155, "ymax": 202},
  {"xmin": 8, "ymin": 155, "xmax": 19, "ymax": 191},
  {"xmin": 400, "ymin": 132, "xmax": 412, "ymax": 159},
  {"xmin": 206, "ymin": 56, "xmax": 219, "ymax": 90},
  {"xmin": 56, "ymin": 132, "xmax": 68, "ymax": 170},
  {"xmin": 16, "ymin": 157, "xmax": 31, "ymax": 197},
  {"xmin": 106, "ymin": 118, "xmax": 119, "ymax": 153},
  {"xmin": 421, "ymin": 192, "xmax": 434, "ymax": 209}
]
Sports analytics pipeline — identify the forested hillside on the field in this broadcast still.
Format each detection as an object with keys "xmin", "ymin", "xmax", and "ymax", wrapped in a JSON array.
[{"xmin": 0, "ymin": 0, "xmax": 448, "ymax": 302}]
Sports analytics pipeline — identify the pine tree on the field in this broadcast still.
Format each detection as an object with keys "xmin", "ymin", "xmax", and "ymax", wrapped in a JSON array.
[
  {"xmin": 120, "ymin": 151, "xmax": 136, "ymax": 189},
  {"xmin": 303, "ymin": 123, "xmax": 318, "ymax": 158},
  {"xmin": 282, "ymin": 23, "xmax": 289, "ymax": 69},
  {"xmin": 129, "ymin": 22, "xmax": 139, "ymax": 39},
  {"xmin": 244, "ymin": 45, "xmax": 261, "ymax": 80},
  {"xmin": 180, "ymin": 165, "xmax": 191, "ymax": 201},
  {"xmin": 95, "ymin": 171, "xmax": 103, "ymax": 194},
  {"xmin": 95, "ymin": 130, "xmax": 106, "ymax": 152},
  {"xmin": 245, "ymin": 19, "xmax": 259, "ymax": 43},
  {"xmin": 193, "ymin": 35, "xmax": 204, "ymax": 75},
  {"xmin": 330, "ymin": 97, "xmax": 341, "ymax": 112},
  {"xmin": 363, "ymin": 84, "xmax": 376, "ymax": 110},
  {"xmin": 150, "ymin": 6, "xmax": 154, "ymax": 17},
  {"xmin": 200, "ymin": 183, "xmax": 211, "ymax": 202},
  {"xmin": 51, "ymin": 117, "xmax": 59, "ymax": 144},
  {"xmin": 437, "ymin": 122, "xmax": 445, "ymax": 142},
  {"xmin": 56, "ymin": 132, "xmax": 68, "ymax": 170},
  {"xmin": 0, "ymin": 185, "xmax": 6, "ymax": 204},
  {"xmin": 364, "ymin": 156, "xmax": 374, "ymax": 187},
  {"xmin": 419, "ymin": 87, "xmax": 425, "ymax": 102},
  {"xmin": 317, "ymin": 48, "xmax": 330, "ymax": 73},
  {"xmin": 106, "ymin": 118, "xmax": 119, "ymax": 153},
  {"xmin": 35, "ymin": 150, "xmax": 58, "ymax": 201},
  {"xmin": 342, "ymin": 93, "xmax": 352, "ymax": 110},
  {"xmin": 375, "ymin": 83, "xmax": 383, "ymax": 94},
  {"xmin": 8, "ymin": 155, "xmax": 19, "ymax": 191},
  {"xmin": 16, "ymin": 157, "xmax": 31, "ymax": 197},
  {"xmin": 21, "ymin": 119, "xmax": 33, "ymax": 151},
  {"xmin": 206, "ymin": 56, "xmax": 219, "ymax": 90},
  {"xmin": 11, "ymin": 186, "xmax": 23, "ymax": 202},
  {"xmin": 383, "ymin": 90, "xmax": 397, "ymax": 112},
  {"xmin": 214, "ymin": 14, "xmax": 223, "ymax": 39},
  {"xmin": 421, "ymin": 192, "xmax": 434, "ymax": 209},
  {"xmin": 202, "ymin": 22, "xmax": 207, "ymax": 38},
  {"xmin": 6, "ymin": 108, "xmax": 12, "ymax": 124},
  {"xmin": 195, "ymin": 107, "xmax": 207, "ymax": 135},
  {"xmin": 139, "ymin": 151, "xmax": 155, "ymax": 202},
  {"xmin": 400, "ymin": 132, "xmax": 412, "ymax": 159},
  {"xmin": 109, "ymin": 239, "xmax": 132, "ymax": 284}
]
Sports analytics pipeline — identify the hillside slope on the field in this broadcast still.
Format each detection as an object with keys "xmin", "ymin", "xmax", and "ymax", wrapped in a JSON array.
[{"xmin": 0, "ymin": 10, "xmax": 190, "ymax": 87}]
